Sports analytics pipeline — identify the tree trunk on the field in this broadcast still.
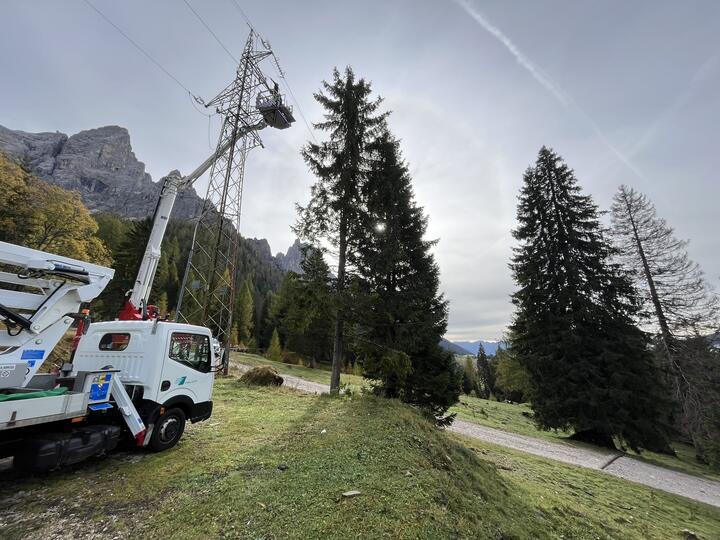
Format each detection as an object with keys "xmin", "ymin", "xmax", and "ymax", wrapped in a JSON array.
[
  {"xmin": 330, "ymin": 216, "xmax": 347, "ymax": 392},
  {"xmin": 621, "ymin": 193, "xmax": 674, "ymax": 356},
  {"xmin": 570, "ymin": 429, "xmax": 616, "ymax": 450}
]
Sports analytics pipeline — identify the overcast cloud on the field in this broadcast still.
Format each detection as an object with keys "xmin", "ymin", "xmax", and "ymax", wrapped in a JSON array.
[{"xmin": 1, "ymin": 0, "xmax": 718, "ymax": 340}]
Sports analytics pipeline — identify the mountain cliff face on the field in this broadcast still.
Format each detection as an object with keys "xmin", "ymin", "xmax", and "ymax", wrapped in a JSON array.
[
  {"xmin": 275, "ymin": 239, "xmax": 305, "ymax": 273},
  {"xmin": 0, "ymin": 123, "xmax": 304, "ymax": 278},
  {"xmin": 0, "ymin": 124, "xmax": 204, "ymax": 219}
]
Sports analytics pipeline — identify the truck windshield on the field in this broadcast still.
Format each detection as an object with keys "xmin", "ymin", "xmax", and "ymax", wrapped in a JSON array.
[{"xmin": 169, "ymin": 333, "xmax": 211, "ymax": 373}]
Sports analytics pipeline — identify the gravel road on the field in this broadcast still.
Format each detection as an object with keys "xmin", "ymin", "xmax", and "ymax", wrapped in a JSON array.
[
  {"xmin": 450, "ymin": 420, "xmax": 720, "ymax": 507},
  {"xmin": 235, "ymin": 362, "xmax": 720, "ymax": 507}
]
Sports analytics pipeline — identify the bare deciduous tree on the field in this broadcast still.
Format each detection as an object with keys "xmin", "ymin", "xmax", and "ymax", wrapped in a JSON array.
[{"xmin": 611, "ymin": 184, "xmax": 720, "ymax": 463}]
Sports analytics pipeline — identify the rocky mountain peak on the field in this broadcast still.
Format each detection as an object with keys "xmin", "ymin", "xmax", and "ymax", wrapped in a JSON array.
[
  {"xmin": 0, "ymin": 124, "xmax": 204, "ymax": 219},
  {"xmin": 275, "ymin": 238, "xmax": 306, "ymax": 273}
]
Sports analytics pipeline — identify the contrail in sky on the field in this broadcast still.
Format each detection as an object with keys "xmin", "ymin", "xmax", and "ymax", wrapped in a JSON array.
[
  {"xmin": 454, "ymin": 0, "xmax": 646, "ymax": 181},
  {"xmin": 454, "ymin": 0, "xmax": 569, "ymax": 107}
]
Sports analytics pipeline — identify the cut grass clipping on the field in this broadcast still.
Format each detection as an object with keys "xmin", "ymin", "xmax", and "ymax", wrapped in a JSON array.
[
  {"xmin": 240, "ymin": 365, "xmax": 284, "ymax": 386},
  {"xmin": 1, "ymin": 378, "xmax": 718, "ymax": 539}
]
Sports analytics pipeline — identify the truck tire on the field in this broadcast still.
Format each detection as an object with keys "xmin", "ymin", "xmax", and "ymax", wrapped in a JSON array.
[{"xmin": 149, "ymin": 408, "xmax": 186, "ymax": 452}]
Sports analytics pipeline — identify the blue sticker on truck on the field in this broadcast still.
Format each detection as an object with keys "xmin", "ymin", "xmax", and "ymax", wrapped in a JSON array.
[
  {"xmin": 21, "ymin": 350, "xmax": 45, "ymax": 360},
  {"xmin": 90, "ymin": 382, "xmax": 110, "ymax": 401},
  {"xmin": 176, "ymin": 376, "xmax": 187, "ymax": 385}
]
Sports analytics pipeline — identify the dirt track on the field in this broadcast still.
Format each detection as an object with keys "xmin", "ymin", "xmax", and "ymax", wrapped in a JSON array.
[{"xmin": 449, "ymin": 419, "xmax": 720, "ymax": 507}]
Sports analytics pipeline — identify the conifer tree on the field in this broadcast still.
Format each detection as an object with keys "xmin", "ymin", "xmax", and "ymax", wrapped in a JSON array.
[
  {"xmin": 354, "ymin": 131, "xmax": 460, "ymax": 418},
  {"xmin": 297, "ymin": 248, "xmax": 334, "ymax": 367},
  {"xmin": 462, "ymin": 357, "xmax": 478, "ymax": 395},
  {"xmin": 611, "ymin": 185, "xmax": 719, "ymax": 338},
  {"xmin": 266, "ymin": 328, "xmax": 283, "ymax": 363},
  {"xmin": 475, "ymin": 343, "xmax": 494, "ymax": 399},
  {"xmin": 295, "ymin": 67, "xmax": 388, "ymax": 392},
  {"xmin": 510, "ymin": 147, "xmax": 672, "ymax": 451},
  {"xmin": 267, "ymin": 250, "xmax": 334, "ymax": 369},
  {"xmin": 610, "ymin": 185, "xmax": 720, "ymax": 462},
  {"xmin": 237, "ymin": 278, "xmax": 255, "ymax": 347}
]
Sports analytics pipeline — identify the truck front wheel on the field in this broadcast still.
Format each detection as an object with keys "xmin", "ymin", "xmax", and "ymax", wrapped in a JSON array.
[{"xmin": 149, "ymin": 408, "xmax": 186, "ymax": 451}]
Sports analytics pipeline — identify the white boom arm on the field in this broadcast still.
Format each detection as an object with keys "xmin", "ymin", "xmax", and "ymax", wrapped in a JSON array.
[
  {"xmin": 0, "ymin": 241, "xmax": 114, "ymax": 387},
  {"xmin": 124, "ymin": 120, "xmax": 267, "ymax": 318}
]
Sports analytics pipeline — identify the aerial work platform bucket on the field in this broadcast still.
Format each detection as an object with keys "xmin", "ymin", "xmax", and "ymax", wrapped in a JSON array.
[{"xmin": 256, "ymin": 92, "xmax": 295, "ymax": 130}]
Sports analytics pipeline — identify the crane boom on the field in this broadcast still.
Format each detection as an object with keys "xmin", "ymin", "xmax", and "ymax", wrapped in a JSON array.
[{"xmin": 119, "ymin": 120, "xmax": 267, "ymax": 320}]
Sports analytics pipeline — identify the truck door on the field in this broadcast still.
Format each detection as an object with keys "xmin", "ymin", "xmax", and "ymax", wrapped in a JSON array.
[{"xmin": 159, "ymin": 332, "xmax": 214, "ymax": 407}]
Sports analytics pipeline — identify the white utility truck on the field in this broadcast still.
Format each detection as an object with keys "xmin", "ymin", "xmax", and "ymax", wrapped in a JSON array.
[
  {"xmin": 0, "ymin": 91, "xmax": 294, "ymax": 471},
  {"xmin": 0, "ymin": 242, "xmax": 216, "ymax": 471}
]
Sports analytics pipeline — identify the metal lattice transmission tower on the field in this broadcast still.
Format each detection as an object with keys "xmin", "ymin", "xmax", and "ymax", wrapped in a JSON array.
[{"xmin": 176, "ymin": 30, "xmax": 289, "ymax": 367}]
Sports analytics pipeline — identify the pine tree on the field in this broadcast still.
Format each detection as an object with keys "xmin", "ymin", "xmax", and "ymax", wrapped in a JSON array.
[
  {"xmin": 297, "ymin": 248, "xmax": 334, "ymax": 367},
  {"xmin": 610, "ymin": 184, "xmax": 720, "ymax": 461},
  {"xmin": 237, "ymin": 278, "xmax": 255, "ymax": 347},
  {"xmin": 475, "ymin": 343, "xmax": 494, "ymax": 399},
  {"xmin": 510, "ymin": 147, "xmax": 672, "ymax": 451},
  {"xmin": 266, "ymin": 328, "xmax": 283, "ymax": 363},
  {"xmin": 462, "ymin": 357, "xmax": 478, "ymax": 395},
  {"xmin": 354, "ymin": 131, "xmax": 460, "ymax": 418},
  {"xmin": 294, "ymin": 67, "xmax": 388, "ymax": 392},
  {"xmin": 266, "ymin": 251, "xmax": 334, "ymax": 369}
]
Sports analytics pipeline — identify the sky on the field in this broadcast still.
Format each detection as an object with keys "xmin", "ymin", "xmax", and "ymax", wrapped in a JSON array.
[{"xmin": 1, "ymin": 0, "xmax": 719, "ymax": 341}]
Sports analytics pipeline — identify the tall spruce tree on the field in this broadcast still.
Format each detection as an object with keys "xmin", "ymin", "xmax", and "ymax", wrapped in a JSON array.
[
  {"xmin": 510, "ymin": 147, "xmax": 671, "ymax": 451},
  {"xmin": 295, "ymin": 67, "xmax": 387, "ymax": 392},
  {"xmin": 354, "ymin": 132, "xmax": 460, "ymax": 419}
]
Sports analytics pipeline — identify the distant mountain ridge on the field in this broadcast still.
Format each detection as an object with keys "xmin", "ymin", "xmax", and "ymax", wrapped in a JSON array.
[
  {"xmin": 440, "ymin": 339, "xmax": 506, "ymax": 356},
  {"xmin": 439, "ymin": 338, "xmax": 471, "ymax": 356}
]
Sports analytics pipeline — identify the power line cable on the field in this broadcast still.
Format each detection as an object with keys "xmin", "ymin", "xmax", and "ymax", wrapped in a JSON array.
[
  {"xmin": 227, "ymin": 0, "xmax": 254, "ymax": 29},
  {"xmin": 182, "ymin": 0, "xmax": 238, "ymax": 64},
  {"xmin": 276, "ymin": 66, "xmax": 318, "ymax": 144},
  {"xmin": 82, "ymin": 0, "xmax": 201, "ymax": 101},
  {"xmin": 225, "ymin": 0, "xmax": 317, "ymax": 143}
]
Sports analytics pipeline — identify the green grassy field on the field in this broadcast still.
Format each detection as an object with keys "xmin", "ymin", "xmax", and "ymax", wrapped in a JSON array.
[
  {"xmin": 239, "ymin": 353, "xmax": 719, "ymax": 481},
  {"xmin": 1, "ymin": 377, "xmax": 718, "ymax": 539},
  {"xmin": 452, "ymin": 394, "xmax": 720, "ymax": 481}
]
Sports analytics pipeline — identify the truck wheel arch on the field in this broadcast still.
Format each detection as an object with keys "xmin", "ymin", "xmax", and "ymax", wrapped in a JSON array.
[{"xmin": 162, "ymin": 395, "xmax": 193, "ymax": 421}]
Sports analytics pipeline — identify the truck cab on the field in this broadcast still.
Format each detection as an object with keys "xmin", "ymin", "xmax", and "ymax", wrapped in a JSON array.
[{"xmin": 73, "ymin": 319, "xmax": 216, "ymax": 450}]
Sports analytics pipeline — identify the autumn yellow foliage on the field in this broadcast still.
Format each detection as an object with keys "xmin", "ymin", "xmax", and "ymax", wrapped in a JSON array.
[{"xmin": 0, "ymin": 152, "xmax": 112, "ymax": 265}]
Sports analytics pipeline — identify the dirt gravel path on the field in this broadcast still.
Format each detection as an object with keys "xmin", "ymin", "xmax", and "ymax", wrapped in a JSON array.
[
  {"xmin": 234, "ymin": 362, "xmax": 720, "ymax": 507},
  {"xmin": 450, "ymin": 420, "xmax": 720, "ymax": 507},
  {"xmin": 449, "ymin": 419, "xmax": 618, "ymax": 469}
]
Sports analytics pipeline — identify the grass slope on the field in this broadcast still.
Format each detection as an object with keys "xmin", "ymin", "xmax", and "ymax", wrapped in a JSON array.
[
  {"xmin": 1, "ymin": 378, "xmax": 718, "ymax": 539},
  {"xmin": 239, "ymin": 355, "xmax": 719, "ymax": 482},
  {"xmin": 452, "ymin": 394, "xmax": 720, "ymax": 481}
]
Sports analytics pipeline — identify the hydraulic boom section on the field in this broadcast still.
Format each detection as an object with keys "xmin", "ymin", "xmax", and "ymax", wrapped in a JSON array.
[
  {"xmin": 0, "ymin": 242, "xmax": 114, "ymax": 388},
  {"xmin": 119, "ymin": 121, "xmax": 267, "ymax": 321}
]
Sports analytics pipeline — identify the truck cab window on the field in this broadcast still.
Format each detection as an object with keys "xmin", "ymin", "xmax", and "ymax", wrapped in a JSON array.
[
  {"xmin": 169, "ymin": 333, "xmax": 211, "ymax": 373},
  {"xmin": 99, "ymin": 333, "xmax": 130, "ymax": 351}
]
